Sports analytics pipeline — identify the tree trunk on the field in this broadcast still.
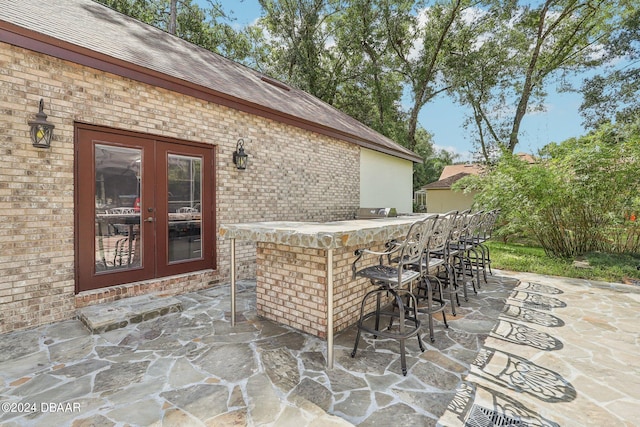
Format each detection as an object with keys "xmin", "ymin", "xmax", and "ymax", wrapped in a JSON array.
[
  {"xmin": 169, "ymin": 0, "xmax": 178, "ymax": 35},
  {"xmin": 406, "ymin": 83, "xmax": 426, "ymax": 152}
]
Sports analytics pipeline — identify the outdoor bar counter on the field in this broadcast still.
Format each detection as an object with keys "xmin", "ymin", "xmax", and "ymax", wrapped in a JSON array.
[{"xmin": 219, "ymin": 215, "xmax": 429, "ymax": 368}]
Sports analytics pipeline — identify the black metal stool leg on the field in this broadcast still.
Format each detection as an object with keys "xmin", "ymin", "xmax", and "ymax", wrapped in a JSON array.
[
  {"xmin": 352, "ymin": 287, "xmax": 381, "ymax": 357},
  {"xmin": 456, "ymin": 254, "xmax": 470, "ymax": 302},
  {"xmin": 440, "ymin": 262, "xmax": 457, "ymax": 316},
  {"xmin": 351, "ymin": 289, "xmax": 370, "ymax": 358},
  {"xmin": 374, "ymin": 290, "xmax": 381, "ymax": 339},
  {"xmin": 434, "ymin": 276, "xmax": 449, "ymax": 329},
  {"xmin": 425, "ymin": 278, "xmax": 435, "ymax": 342},
  {"xmin": 407, "ymin": 291, "xmax": 426, "ymax": 352},
  {"xmin": 394, "ymin": 290, "xmax": 408, "ymax": 375},
  {"xmin": 412, "ymin": 274, "xmax": 449, "ymax": 344}
]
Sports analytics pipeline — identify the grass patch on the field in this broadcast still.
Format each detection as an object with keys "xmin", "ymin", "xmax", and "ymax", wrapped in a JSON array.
[{"xmin": 485, "ymin": 241, "xmax": 640, "ymax": 283}]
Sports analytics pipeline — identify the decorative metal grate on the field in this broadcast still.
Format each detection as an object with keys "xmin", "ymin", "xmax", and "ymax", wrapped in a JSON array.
[{"xmin": 465, "ymin": 405, "xmax": 525, "ymax": 427}]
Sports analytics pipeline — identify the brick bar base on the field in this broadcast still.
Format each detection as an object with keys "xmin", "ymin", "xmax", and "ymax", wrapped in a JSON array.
[{"xmin": 256, "ymin": 242, "xmax": 387, "ymax": 339}]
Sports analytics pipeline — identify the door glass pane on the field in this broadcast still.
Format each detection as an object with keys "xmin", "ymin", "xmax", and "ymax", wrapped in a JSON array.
[
  {"xmin": 168, "ymin": 154, "xmax": 202, "ymax": 262},
  {"xmin": 94, "ymin": 144, "xmax": 142, "ymax": 272}
]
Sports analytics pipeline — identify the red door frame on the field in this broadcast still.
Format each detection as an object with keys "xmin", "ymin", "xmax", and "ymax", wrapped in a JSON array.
[{"xmin": 74, "ymin": 123, "xmax": 216, "ymax": 293}]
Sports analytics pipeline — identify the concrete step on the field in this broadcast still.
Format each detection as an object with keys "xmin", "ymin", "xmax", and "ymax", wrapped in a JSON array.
[{"xmin": 77, "ymin": 294, "xmax": 183, "ymax": 333}]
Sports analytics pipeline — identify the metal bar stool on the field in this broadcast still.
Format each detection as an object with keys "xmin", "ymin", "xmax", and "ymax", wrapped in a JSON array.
[
  {"xmin": 411, "ymin": 214, "xmax": 451, "ymax": 342},
  {"xmin": 350, "ymin": 218, "xmax": 430, "ymax": 376},
  {"xmin": 472, "ymin": 209, "xmax": 500, "ymax": 279},
  {"xmin": 454, "ymin": 210, "xmax": 485, "ymax": 294},
  {"xmin": 429, "ymin": 211, "xmax": 465, "ymax": 316}
]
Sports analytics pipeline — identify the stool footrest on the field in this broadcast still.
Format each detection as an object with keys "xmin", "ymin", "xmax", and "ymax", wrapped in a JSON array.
[{"xmin": 357, "ymin": 310, "xmax": 422, "ymax": 340}]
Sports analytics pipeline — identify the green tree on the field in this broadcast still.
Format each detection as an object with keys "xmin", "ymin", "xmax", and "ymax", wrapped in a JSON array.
[
  {"xmin": 257, "ymin": 0, "xmax": 410, "ymax": 142},
  {"xmin": 579, "ymin": 2, "xmax": 640, "ymax": 128},
  {"xmin": 388, "ymin": 0, "xmax": 470, "ymax": 152},
  {"xmin": 328, "ymin": 0, "xmax": 408, "ymax": 140},
  {"xmin": 258, "ymin": 0, "xmax": 343, "ymax": 100},
  {"xmin": 446, "ymin": 0, "xmax": 628, "ymax": 161},
  {"xmin": 96, "ymin": 0, "xmax": 158, "ymax": 23}
]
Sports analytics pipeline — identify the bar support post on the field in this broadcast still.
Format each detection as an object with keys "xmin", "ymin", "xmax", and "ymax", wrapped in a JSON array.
[
  {"xmin": 230, "ymin": 238, "xmax": 236, "ymax": 327},
  {"xmin": 327, "ymin": 248, "xmax": 334, "ymax": 369}
]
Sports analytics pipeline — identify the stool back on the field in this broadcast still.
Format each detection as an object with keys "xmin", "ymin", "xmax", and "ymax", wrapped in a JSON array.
[
  {"xmin": 394, "ymin": 217, "xmax": 432, "ymax": 267},
  {"xmin": 429, "ymin": 211, "xmax": 456, "ymax": 253}
]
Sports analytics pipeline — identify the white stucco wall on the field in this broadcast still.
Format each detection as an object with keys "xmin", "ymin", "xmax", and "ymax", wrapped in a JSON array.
[
  {"xmin": 426, "ymin": 189, "xmax": 477, "ymax": 213},
  {"xmin": 360, "ymin": 148, "xmax": 414, "ymax": 213}
]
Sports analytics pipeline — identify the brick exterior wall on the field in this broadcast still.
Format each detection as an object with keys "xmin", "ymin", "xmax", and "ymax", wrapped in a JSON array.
[
  {"xmin": 0, "ymin": 42, "xmax": 360, "ymax": 333},
  {"xmin": 256, "ymin": 242, "xmax": 389, "ymax": 338}
]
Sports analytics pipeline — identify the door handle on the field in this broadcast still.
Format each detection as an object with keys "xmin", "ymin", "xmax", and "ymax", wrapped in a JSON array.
[{"xmin": 144, "ymin": 217, "xmax": 154, "ymax": 223}]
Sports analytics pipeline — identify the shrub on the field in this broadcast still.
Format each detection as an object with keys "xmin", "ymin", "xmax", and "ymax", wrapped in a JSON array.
[{"xmin": 458, "ymin": 121, "xmax": 640, "ymax": 257}]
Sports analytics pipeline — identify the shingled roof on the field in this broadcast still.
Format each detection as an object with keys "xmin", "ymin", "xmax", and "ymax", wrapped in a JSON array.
[
  {"xmin": 422, "ymin": 172, "xmax": 472, "ymax": 190},
  {"xmin": 0, "ymin": 0, "xmax": 422, "ymax": 163},
  {"xmin": 438, "ymin": 164, "xmax": 484, "ymax": 180},
  {"xmin": 424, "ymin": 153, "xmax": 536, "ymax": 190}
]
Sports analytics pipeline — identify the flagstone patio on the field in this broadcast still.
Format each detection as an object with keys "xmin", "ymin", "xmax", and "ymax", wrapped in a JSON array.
[{"xmin": 0, "ymin": 271, "xmax": 638, "ymax": 426}]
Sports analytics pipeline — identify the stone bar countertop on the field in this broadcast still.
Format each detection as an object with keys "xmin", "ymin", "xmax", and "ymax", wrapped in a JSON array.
[{"xmin": 219, "ymin": 215, "xmax": 431, "ymax": 249}]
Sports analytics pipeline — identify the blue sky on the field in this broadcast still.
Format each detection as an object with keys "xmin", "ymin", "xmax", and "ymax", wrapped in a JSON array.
[{"xmin": 197, "ymin": 0, "xmax": 589, "ymax": 162}]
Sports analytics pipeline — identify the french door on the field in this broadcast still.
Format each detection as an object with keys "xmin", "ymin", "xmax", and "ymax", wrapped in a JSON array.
[{"xmin": 75, "ymin": 125, "xmax": 215, "ymax": 292}]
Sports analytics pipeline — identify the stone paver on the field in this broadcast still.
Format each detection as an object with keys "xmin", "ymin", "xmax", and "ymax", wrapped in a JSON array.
[
  {"xmin": 0, "ymin": 273, "xmax": 638, "ymax": 426},
  {"xmin": 77, "ymin": 295, "xmax": 183, "ymax": 333},
  {"xmin": 439, "ymin": 271, "xmax": 640, "ymax": 427}
]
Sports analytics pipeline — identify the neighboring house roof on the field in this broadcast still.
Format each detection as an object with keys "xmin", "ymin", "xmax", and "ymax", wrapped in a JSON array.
[
  {"xmin": 439, "ymin": 164, "xmax": 483, "ymax": 180},
  {"xmin": 427, "ymin": 152, "xmax": 536, "ymax": 189},
  {"xmin": 423, "ymin": 172, "xmax": 472, "ymax": 190},
  {"xmin": 516, "ymin": 153, "xmax": 536, "ymax": 164},
  {"xmin": 0, "ymin": 0, "xmax": 422, "ymax": 163}
]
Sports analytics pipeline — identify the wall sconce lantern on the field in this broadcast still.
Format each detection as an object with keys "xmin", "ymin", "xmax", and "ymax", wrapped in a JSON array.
[
  {"xmin": 233, "ymin": 138, "xmax": 249, "ymax": 170},
  {"xmin": 28, "ymin": 99, "xmax": 55, "ymax": 148}
]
